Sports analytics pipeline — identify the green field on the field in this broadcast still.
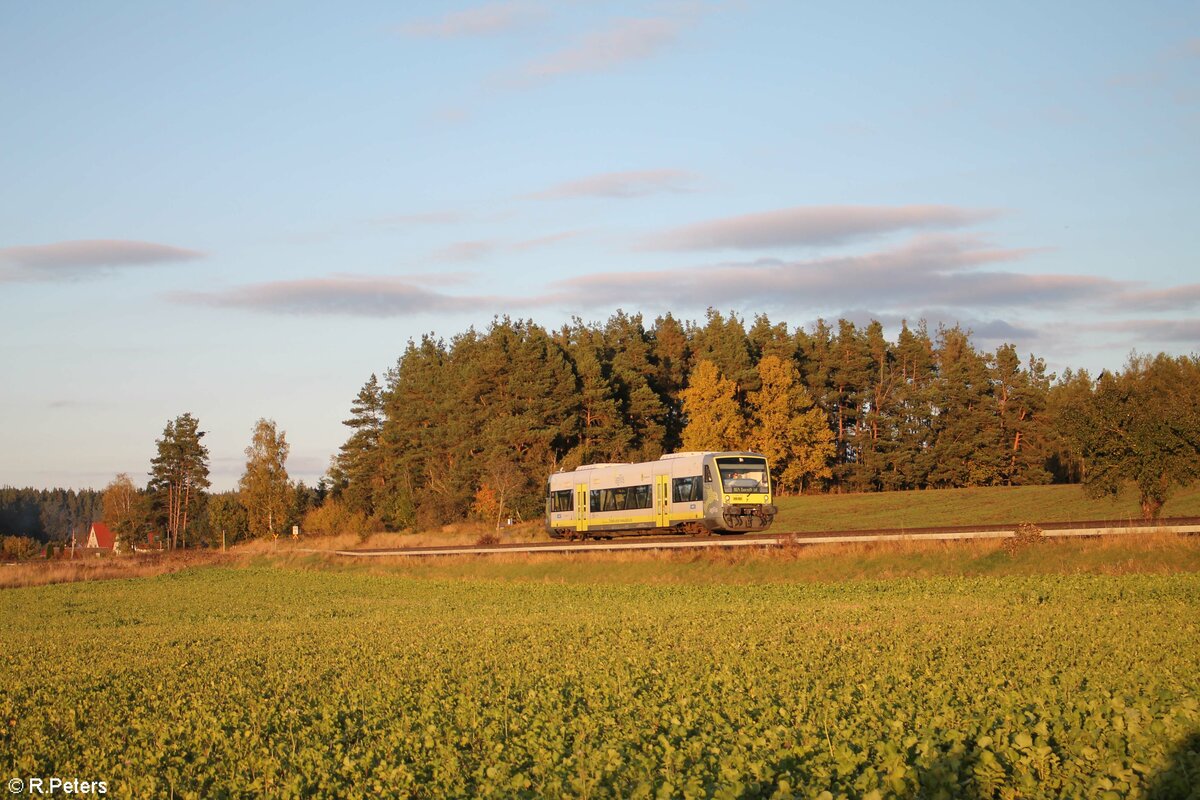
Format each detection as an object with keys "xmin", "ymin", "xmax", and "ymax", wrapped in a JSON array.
[
  {"xmin": 2, "ymin": 559, "xmax": 1199, "ymax": 798},
  {"xmin": 772, "ymin": 483, "xmax": 1200, "ymax": 533}
]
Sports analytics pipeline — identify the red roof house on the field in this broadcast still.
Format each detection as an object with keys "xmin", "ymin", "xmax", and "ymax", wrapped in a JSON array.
[{"xmin": 86, "ymin": 522, "xmax": 116, "ymax": 550}]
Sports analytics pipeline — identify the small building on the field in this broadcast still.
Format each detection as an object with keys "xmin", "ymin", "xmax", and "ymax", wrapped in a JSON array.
[{"xmin": 85, "ymin": 522, "xmax": 116, "ymax": 551}]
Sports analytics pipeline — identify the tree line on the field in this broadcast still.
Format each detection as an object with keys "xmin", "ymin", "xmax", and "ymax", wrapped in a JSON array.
[
  {"xmin": 327, "ymin": 310, "xmax": 1199, "ymax": 527},
  {"xmin": 3, "ymin": 310, "xmax": 1196, "ymax": 548}
]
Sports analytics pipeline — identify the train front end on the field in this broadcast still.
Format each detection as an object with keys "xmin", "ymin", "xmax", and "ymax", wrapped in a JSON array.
[{"xmin": 706, "ymin": 453, "xmax": 778, "ymax": 532}]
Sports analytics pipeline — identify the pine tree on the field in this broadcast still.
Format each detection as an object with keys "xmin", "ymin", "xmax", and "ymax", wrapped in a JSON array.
[
  {"xmin": 333, "ymin": 373, "xmax": 385, "ymax": 517},
  {"xmin": 604, "ymin": 311, "xmax": 667, "ymax": 460},
  {"xmin": 990, "ymin": 345, "xmax": 1052, "ymax": 485},
  {"xmin": 565, "ymin": 324, "xmax": 632, "ymax": 468},
  {"xmin": 829, "ymin": 320, "xmax": 873, "ymax": 490},
  {"xmin": 927, "ymin": 326, "xmax": 1003, "ymax": 487},
  {"xmin": 239, "ymin": 418, "xmax": 292, "ymax": 539},
  {"xmin": 148, "ymin": 413, "xmax": 211, "ymax": 549},
  {"xmin": 650, "ymin": 312, "xmax": 691, "ymax": 451},
  {"xmin": 748, "ymin": 314, "xmax": 796, "ymax": 363},
  {"xmin": 691, "ymin": 309, "xmax": 755, "ymax": 393},
  {"xmin": 884, "ymin": 320, "xmax": 937, "ymax": 489},
  {"xmin": 377, "ymin": 335, "xmax": 455, "ymax": 529},
  {"xmin": 748, "ymin": 356, "xmax": 835, "ymax": 493},
  {"xmin": 680, "ymin": 360, "xmax": 747, "ymax": 451}
]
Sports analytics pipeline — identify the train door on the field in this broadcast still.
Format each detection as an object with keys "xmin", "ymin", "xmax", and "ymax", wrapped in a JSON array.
[
  {"xmin": 575, "ymin": 483, "xmax": 588, "ymax": 534},
  {"xmin": 654, "ymin": 474, "xmax": 671, "ymax": 528}
]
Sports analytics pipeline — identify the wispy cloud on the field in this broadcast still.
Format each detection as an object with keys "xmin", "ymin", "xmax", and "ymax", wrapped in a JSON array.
[
  {"xmin": 172, "ymin": 233, "xmax": 1173, "ymax": 325},
  {"xmin": 0, "ymin": 239, "xmax": 203, "ymax": 282},
  {"xmin": 518, "ymin": 16, "xmax": 688, "ymax": 81},
  {"xmin": 431, "ymin": 240, "xmax": 498, "ymax": 262},
  {"xmin": 171, "ymin": 276, "xmax": 497, "ymax": 318},
  {"xmin": 830, "ymin": 308, "xmax": 1042, "ymax": 344},
  {"xmin": 541, "ymin": 235, "xmax": 1096, "ymax": 311},
  {"xmin": 1077, "ymin": 318, "xmax": 1200, "ymax": 344},
  {"xmin": 528, "ymin": 169, "xmax": 698, "ymax": 199},
  {"xmin": 429, "ymin": 230, "xmax": 583, "ymax": 262},
  {"xmin": 1116, "ymin": 283, "xmax": 1200, "ymax": 312},
  {"xmin": 642, "ymin": 205, "xmax": 999, "ymax": 251},
  {"xmin": 400, "ymin": 2, "xmax": 543, "ymax": 38}
]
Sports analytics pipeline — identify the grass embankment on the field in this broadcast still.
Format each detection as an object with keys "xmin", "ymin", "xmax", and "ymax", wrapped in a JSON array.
[
  {"xmin": 773, "ymin": 482, "xmax": 1200, "ymax": 532},
  {"xmin": 2, "ymin": 567, "xmax": 1198, "ymax": 797},
  {"xmin": 292, "ymin": 532, "xmax": 1200, "ymax": 585}
]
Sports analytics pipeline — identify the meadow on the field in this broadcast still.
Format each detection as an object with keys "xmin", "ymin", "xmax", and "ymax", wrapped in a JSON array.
[{"xmin": 2, "ymin": 539, "xmax": 1199, "ymax": 798}]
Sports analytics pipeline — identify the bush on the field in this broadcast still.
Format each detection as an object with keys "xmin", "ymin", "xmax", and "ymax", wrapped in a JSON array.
[
  {"xmin": 1003, "ymin": 522, "xmax": 1045, "ymax": 556},
  {"xmin": 301, "ymin": 500, "xmax": 373, "ymax": 540},
  {"xmin": 1, "ymin": 535, "xmax": 40, "ymax": 561}
]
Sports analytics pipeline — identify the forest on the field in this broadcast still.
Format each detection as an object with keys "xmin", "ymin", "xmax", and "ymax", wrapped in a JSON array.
[
  {"xmin": 2, "ymin": 310, "xmax": 1197, "ymax": 547},
  {"xmin": 326, "ymin": 310, "xmax": 1198, "ymax": 530}
]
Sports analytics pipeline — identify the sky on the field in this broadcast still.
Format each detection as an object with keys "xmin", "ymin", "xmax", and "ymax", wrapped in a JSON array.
[{"xmin": 1, "ymin": 1, "xmax": 1197, "ymax": 491}]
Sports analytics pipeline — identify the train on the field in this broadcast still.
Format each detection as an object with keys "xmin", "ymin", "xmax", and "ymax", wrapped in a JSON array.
[{"xmin": 545, "ymin": 451, "xmax": 778, "ymax": 539}]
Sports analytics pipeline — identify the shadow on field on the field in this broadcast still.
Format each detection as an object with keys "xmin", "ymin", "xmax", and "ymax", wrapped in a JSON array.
[{"xmin": 1145, "ymin": 732, "xmax": 1200, "ymax": 800}]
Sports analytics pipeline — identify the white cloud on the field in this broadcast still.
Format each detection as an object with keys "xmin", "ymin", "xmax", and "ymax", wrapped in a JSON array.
[
  {"xmin": 528, "ymin": 169, "xmax": 698, "ymax": 199},
  {"xmin": 642, "ymin": 205, "xmax": 1000, "ymax": 250},
  {"xmin": 0, "ymin": 239, "xmax": 203, "ymax": 282}
]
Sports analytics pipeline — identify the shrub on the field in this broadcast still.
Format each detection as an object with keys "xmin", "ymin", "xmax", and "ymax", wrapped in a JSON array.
[
  {"xmin": 1003, "ymin": 522, "xmax": 1045, "ymax": 556},
  {"xmin": 301, "ymin": 500, "xmax": 373, "ymax": 540}
]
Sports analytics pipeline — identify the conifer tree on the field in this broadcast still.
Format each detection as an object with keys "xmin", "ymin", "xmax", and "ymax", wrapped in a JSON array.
[
  {"xmin": 333, "ymin": 373, "xmax": 385, "ymax": 517},
  {"xmin": 650, "ymin": 313, "xmax": 691, "ymax": 451},
  {"xmin": 748, "ymin": 314, "xmax": 796, "ymax": 363},
  {"xmin": 748, "ymin": 356, "xmax": 835, "ymax": 493},
  {"xmin": 604, "ymin": 312, "xmax": 667, "ymax": 460},
  {"xmin": 565, "ymin": 325, "xmax": 632, "ymax": 468},
  {"xmin": 148, "ymin": 413, "xmax": 210, "ymax": 549},
  {"xmin": 927, "ymin": 326, "xmax": 1003, "ymax": 487},
  {"xmin": 239, "ymin": 418, "xmax": 292, "ymax": 539},
  {"xmin": 377, "ymin": 335, "xmax": 454, "ymax": 529},
  {"xmin": 884, "ymin": 320, "xmax": 937, "ymax": 489},
  {"xmin": 990, "ymin": 345, "xmax": 1052, "ymax": 485},
  {"xmin": 680, "ymin": 360, "xmax": 747, "ymax": 451},
  {"xmin": 829, "ymin": 320, "xmax": 873, "ymax": 489},
  {"xmin": 691, "ymin": 309, "xmax": 755, "ymax": 393}
]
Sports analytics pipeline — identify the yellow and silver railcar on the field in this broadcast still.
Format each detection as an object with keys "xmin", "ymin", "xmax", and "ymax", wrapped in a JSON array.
[{"xmin": 545, "ymin": 451, "xmax": 777, "ymax": 539}]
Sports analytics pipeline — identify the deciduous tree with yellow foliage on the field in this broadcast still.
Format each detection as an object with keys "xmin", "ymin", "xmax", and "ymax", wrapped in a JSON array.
[
  {"xmin": 680, "ymin": 360, "xmax": 747, "ymax": 451},
  {"xmin": 748, "ymin": 356, "xmax": 835, "ymax": 493}
]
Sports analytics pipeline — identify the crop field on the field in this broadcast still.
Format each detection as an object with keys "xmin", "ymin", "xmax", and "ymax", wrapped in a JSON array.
[{"xmin": 2, "ymin": 564, "xmax": 1199, "ymax": 799}]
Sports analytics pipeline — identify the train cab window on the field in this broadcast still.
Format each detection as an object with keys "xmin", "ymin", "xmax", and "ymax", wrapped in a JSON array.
[
  {"xmin": 549, "ymin": 490, "xmax": 573, "ymax": 512},
  {"xmin": 703, "ymin": 464, "xmax": 712, "ymax": 483},
  {"xmin": 672, "ymin": 476, "xmax": 703, "ymax": 503},
  {"xmin": 716, "ymin": 457, "xmax": 770, "ymax": 493}
]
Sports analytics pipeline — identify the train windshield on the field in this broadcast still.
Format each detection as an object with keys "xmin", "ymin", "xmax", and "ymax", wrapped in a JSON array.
[{"xmin": 715, "ymin": 457, "xmax": 769, "ymax": 493}]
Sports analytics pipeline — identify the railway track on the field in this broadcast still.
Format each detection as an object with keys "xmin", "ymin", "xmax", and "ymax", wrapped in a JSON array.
[{"xmin": 326, "ymin": 517, "xmax": 1200, "ymax": 559}]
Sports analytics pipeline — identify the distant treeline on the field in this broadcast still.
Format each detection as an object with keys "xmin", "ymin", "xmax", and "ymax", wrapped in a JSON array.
[
  {"xmin": 0, "ymin": 487, "xmax": 102, "ymax": 542},
  {"xmin": 327, "ymin": 310, "xmax": 1119, "ymax": 529}
]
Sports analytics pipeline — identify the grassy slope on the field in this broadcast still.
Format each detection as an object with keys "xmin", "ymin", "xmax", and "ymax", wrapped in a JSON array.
[
  {"xmin": 301, "ymin": 532, "xmax": 1200, "ymax": 585},
  {"xmin": 772, "ymin": 482, "xmax": 1200, "ymax": 532}
]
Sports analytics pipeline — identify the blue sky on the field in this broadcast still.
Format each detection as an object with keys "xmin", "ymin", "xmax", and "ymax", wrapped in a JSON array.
[{"xmin": 1, "ymin": 1, "xmax": 1197, "ymax": 490}]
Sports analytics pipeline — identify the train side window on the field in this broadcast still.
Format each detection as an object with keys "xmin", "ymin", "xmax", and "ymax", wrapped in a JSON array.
[
  {"xmin": 589, "ymin": 490, "xmax": 601, "ymax": 513},
  {"xmin": 550, "ymin": 490, "xmax": 573, "ymax": 512},
  {"xmin": 703, "ymin": 464, "xmax": 712, "ymax": 483},
  {"xmin": 672, "ymin": 476, "xmax": 702, "ymax": 503},
  {"xmin": 630, "ymin": 484, "xmax": 652, "ymax": 509}
]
